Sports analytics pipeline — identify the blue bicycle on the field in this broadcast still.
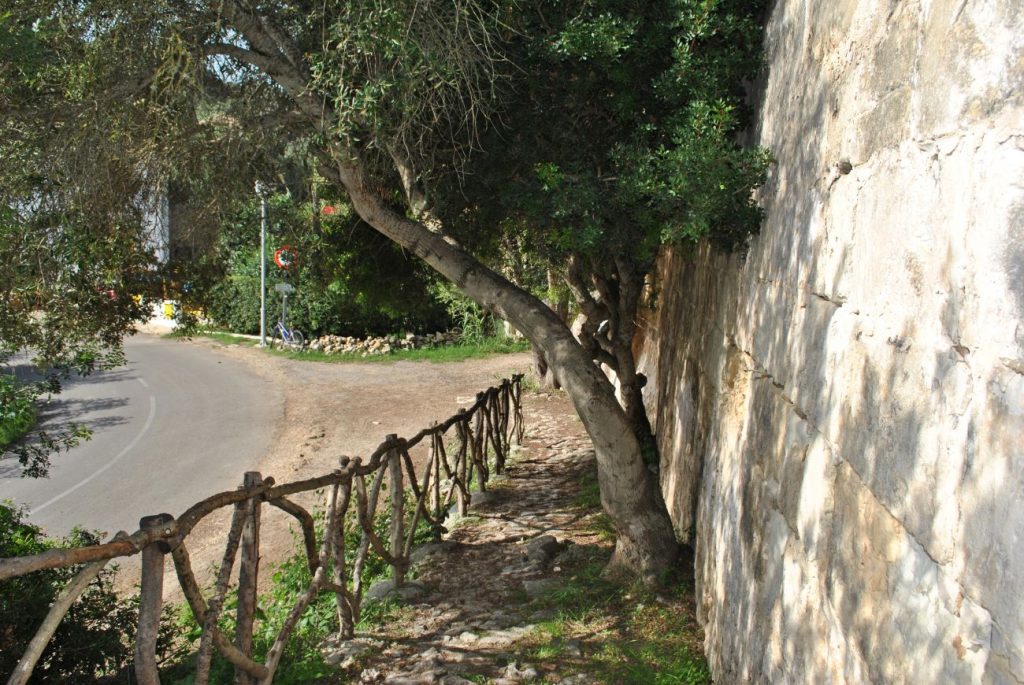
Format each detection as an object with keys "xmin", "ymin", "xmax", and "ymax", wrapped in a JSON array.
[{"xmin": 270, "ymin": 319, "xmax": 305, "ymax": 350}]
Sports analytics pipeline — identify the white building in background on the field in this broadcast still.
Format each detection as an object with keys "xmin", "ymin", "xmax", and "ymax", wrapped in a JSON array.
[
  {"xmin": 138, "ymin": 184, "xmax": 177, "ymax": 327},
  {"xmin": 140, "ymin": 183, "xmax": 171, "ymax": 265}
]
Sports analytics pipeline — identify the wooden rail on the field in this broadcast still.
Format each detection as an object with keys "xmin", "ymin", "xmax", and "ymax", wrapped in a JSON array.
[{"xmin": 2, "ymin": 374, "xmax": 525, "ymax": 685}]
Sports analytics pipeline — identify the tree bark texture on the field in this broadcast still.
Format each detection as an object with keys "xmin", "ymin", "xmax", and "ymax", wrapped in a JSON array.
[{"xmin": 235, "ymin": 472, "xmax": 262, "ymax": 685}]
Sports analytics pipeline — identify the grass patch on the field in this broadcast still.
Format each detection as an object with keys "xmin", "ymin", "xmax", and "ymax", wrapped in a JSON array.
[
  {"xmin": 163, "ymin": 328, "xmax": 252, "ymax": 347},
  {"xmin": 520, "ymin": 552, "xmax": 710, "ymax": 685},
  {"xmin": 573, "ymin": 467, "xmax": 616, "ymax": 543},
  {"xmin": 197, "ymin": 331, "xmax": 254, "ymax": 346},
  {"xmin": 0, "ymin": 375, "xmax": 38, "ymax": 449},
  {"xmin": 573, "ymin": 470, "xmax": 602, "ymax": 511},
  {"xmin": 167, "ymin": 328, "xmax": 529, "ymax": 362},
  {"xmin": 169, "ymin": 327, "xmax": 530, "ymax": 362}
]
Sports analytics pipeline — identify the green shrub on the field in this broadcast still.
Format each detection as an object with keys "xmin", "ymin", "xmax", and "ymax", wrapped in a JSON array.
[
  {"xmin": 1, "ymin": 371, "xmax": 92, "ymax": 477},
  {"xmin": 0, "ymin": 502, "xmax": 175, "ymax": 683},
  {"xmin": 0, "ymin": 374, "xmax": 37, "ymax": 448},
  {"xmin": 431, "ymin": 281, "xmax": 502, "ymax": 345}
]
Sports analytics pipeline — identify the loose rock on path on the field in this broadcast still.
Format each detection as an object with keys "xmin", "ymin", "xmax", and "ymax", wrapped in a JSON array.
[{"xmin": 325, "ymin": 391, "xmax": 611, "ymax": 685}]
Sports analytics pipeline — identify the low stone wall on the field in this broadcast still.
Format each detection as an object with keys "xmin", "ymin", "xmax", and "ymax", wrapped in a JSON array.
[
  {"xmin": 308, "ymin": 332, "xmax": 460, "ymax": 356},
  {"xmin": 636, "ymin": 0, "xmax": 1024, "ymax": 682}
]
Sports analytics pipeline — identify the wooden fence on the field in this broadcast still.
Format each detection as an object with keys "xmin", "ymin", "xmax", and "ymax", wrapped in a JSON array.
[{"xmin": 1, "ymin": 374, "xmax": 524, "ymax": 685}]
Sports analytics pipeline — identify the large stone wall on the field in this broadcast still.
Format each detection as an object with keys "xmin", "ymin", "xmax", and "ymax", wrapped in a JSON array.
[{"xmin": 636, "ymin": 0, "xmax": 1023, "ymax": 682}]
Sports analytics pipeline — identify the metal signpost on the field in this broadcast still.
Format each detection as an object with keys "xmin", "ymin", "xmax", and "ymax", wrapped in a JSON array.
[
  {"xmin": 274, "ymin": 282, "xmax": 295, "ymax": 327},
  {"xmin": 256, "ymin": 182, "xmax": 268, "ymax": 347}
]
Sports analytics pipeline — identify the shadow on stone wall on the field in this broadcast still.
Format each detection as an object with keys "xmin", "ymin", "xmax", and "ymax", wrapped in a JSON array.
[{"xmin": 641, "ymin": 195, "xmax": 1022, "ymax": 682}]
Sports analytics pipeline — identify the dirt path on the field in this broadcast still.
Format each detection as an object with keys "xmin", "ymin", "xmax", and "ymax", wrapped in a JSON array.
[
  {"xmin": 162, "ymin": 338, "xmax": 536, "ymax": 595},
  {"xmin": 321, "ymin": 392, "xmax": 614, "ymax": 685},
  {"xmin": 129, "ymin": 338, "xmax": 707, "ymax": 683}
]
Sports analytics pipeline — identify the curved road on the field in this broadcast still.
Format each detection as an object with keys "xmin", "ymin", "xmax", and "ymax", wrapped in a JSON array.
[{"xmin": 0, "ymin": 335, "xmax": 282, "ymax": 538}]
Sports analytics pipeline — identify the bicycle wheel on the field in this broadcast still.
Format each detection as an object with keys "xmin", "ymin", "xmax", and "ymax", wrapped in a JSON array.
[
  {"xmin": 269, "ymin": 326, "xmax": 281, "ymax": 349},
  {"xmin": 290, "ymin": 330, "xmax": 305, "ymax": 350}
]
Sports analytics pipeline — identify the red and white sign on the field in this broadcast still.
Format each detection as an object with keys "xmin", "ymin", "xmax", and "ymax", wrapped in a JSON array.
[{"xmin": 274, "ymin": 245, "xmax": 298, "ymax": 270}]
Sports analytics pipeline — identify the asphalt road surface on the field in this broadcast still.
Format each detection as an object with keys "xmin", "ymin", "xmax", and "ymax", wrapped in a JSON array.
[{"xmin": 0, "ymin": 334, "xmax": 282, "ymax": 538}]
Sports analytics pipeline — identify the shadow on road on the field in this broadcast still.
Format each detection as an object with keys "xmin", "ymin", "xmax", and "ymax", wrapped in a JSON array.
[{"xmin": 2, "ymin": 362, "xmax": 135, "ymax": 480}]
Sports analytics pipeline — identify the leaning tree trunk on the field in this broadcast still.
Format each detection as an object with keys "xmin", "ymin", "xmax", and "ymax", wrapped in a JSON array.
[
  {"xmin": 330, "ymin": 159, "xmax": 678, "ymax": 579},
  {"xmin": 215, "ymin": 6, "xmax": 679, "ymax": 579}
]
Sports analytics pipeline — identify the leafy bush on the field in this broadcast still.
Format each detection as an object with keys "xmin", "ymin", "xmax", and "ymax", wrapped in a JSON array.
[
  {"xmin": 0, "ymin": 502, "xmax": 174, "ymax": 683},
  {"xmin": 431, "ymin": 281, "xmax": 502, "ymax": 345},
  {"xmin": 0, "ymin": 374, "xmax": 36, "ymax": 448},
  {"xmin": 187, "ymin": 193, "xmax": 451, "ymax": 339},
  {"xmin": 1, "ymin": 368, "xmax": 93, "ymax": 478}
]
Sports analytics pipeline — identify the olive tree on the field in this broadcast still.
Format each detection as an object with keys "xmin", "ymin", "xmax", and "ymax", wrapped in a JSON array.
[{"xmin": 433, "ymin": 0, "xmax": 769, "ymax": 464}]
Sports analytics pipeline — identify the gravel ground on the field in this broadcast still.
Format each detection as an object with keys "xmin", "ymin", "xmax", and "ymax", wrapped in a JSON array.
[{"xmin": 326, "ymin": 391, "xmax": 609, "ymax": 685}]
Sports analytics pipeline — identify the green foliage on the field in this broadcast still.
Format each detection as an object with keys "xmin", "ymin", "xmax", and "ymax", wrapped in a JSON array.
[
  {"xmin": 0, "ymin": 369, "xmax": 93, "ymax": 477},
  {"xmin": 0, "ymin": 373, "xmax": 36, "ymax": 447},
  {"xmin": 309, "ymin": 0, "xmax": 514, "ymax": 178},
  {"xmin": 431, "ymin": 281, "xmax": 500, "ymax": 345},
  {"xmin": 1, "ymin": 8, "xmax": 160, "ymax": 476},
  {"xmin": 525, "ymin": 552, "xmax": 711, "ymax": 685},
  {"xmin": 549, "ymin": 13, "xmax": 640, "ymax": 61},
  {"xmin": 440, "ymin": 0, "xmax": 770, "ymax": 269},
  {"xmin": 194, "ymin": 192, "xmax": 450, "ymax": 338},
  {"xmin": 0, "ymin": 502, "xmax": 174, "ymax": 683}
]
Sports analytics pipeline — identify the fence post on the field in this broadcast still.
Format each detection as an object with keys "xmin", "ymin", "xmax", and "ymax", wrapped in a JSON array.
[
  {"xmin": 456, "ymin": 410, "xmax": 469, "ymax": 516},
  {"xmin": 501, "ymin": 383, "xmax": 511, "ymax": 452},
  {"xmin": 136, "ymin": 513, "xmax": 173, "ymax": 685},
  {"xmin": 430, "ymin": 426, "xmax": 443, "ymax": 542},
  {"xmin": 492, "ymin": 389, "xmax": 505, "ymax": 474},
  {"xmin": 512, "ymin": 375, "xmax": 524, "ymax": 444},
  {"xmin": 387, "ymin": 436, "xmax": 405, "ymax": 586},
  {"xmin": 473, "ymin": 392, "xmax": 487, "ymax": 492},
  {"xmin": 235, "ymin": 472, "xmax": 262, "ymax": 685},
  {"xmin": 333, "ymin": 458, "xmax": 355, "ymax": 640}
]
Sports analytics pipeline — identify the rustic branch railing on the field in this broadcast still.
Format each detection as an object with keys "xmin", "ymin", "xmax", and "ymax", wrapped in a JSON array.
[{"xmin": 2, "ymin": 374, "xmax": 525, "ymax": 685}]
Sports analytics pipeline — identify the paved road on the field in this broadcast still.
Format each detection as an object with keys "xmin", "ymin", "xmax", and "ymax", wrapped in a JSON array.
[{"xmin": 0, "ymin": 335, "xmax": 282, "ymax": 538}]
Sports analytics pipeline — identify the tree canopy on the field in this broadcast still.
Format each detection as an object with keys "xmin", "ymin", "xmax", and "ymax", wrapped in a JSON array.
[{"xmin": 0, "ymin": 0, "xmax": 768, "ymax": 577}]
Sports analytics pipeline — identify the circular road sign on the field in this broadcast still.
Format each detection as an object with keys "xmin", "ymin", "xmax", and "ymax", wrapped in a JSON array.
[{"xmin": 274, "ymin": 245, "xmax": 298, "ymax": 270}]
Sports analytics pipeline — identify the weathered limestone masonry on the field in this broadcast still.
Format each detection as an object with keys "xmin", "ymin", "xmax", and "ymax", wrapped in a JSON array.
[{"xmin": 635, "ymin": 1, "xmax": 1023, "ymax": 683}]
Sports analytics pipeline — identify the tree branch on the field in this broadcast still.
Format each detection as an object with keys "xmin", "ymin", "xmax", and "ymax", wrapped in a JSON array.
[
  {"xmin": 565, "ymin": 253, "xmax": 606, "ymax": 322},
  {"xmin": 258, "ymin": 16, "xmax": 307, "ymax": 74},
  {"xmin": 387, "ymin": 146, "xmax": 447, "ymax": 234},
  {"xmin": 561, "ymin": 256, "xmax": 618, "ymax": 369},
  {"xmin": 213, "ymin": 2, "xmax": 331, "ymax": 127}
]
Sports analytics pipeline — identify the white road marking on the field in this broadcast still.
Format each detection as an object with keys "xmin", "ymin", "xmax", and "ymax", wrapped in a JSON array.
[
  {"xmin": 31, "ymin": 395, "xmax": 158, "ymax": 514},
  {"xmin": 137, "ymin": 377, "xmax": 149, "ymax": 388}
]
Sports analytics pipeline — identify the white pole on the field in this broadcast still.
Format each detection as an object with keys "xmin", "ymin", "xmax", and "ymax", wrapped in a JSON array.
[{"xmin": 257, "ymin": 182, "xmax": 268, "ymax": 347}]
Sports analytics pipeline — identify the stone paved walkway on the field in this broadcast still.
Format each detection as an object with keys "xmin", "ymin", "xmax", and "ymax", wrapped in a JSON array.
[{"xmin": 323, "ymin": 391, "xmax": 610, "ymax": 685}]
